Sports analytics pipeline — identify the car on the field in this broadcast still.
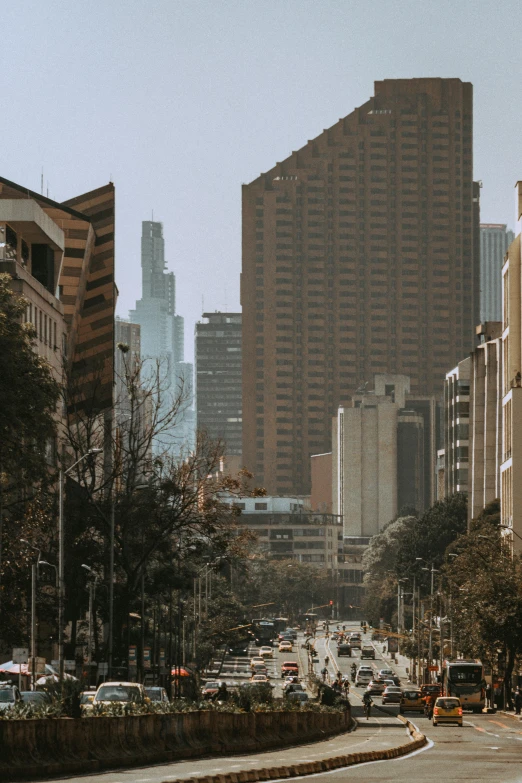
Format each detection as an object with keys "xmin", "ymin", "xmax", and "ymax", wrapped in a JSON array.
[
  {"xmin": 79, "ymin": 690, "xmax": 96, "ymax": 714},
  {"xmin": 367, "ymin": 679, "xmax": 387, "ymax": 695},
  {"xmin": 281, "ymin": 661, "xmax": 299, "ymax": 678},
  {"xmin": 284, "ymin": 682, "xmax": 304, "ymax": 694},
  {"xmin": 382, "ymin": 686, "xmax": 402, "ymax": 704},
  {"xmin": 278, "ymin": 632, "xmax": 293, "ymax": 641},
  {"xmin": 432, "ymin": 696, "xmax": 463, "ymax": 727},
  {"xmin": 228, "ymin": 642, "xmax": 250, "ymax": 656},
  {"xmin": 361, "ymin": 645, "xmax": 375, "ymax": 659},
  {"xmin": 337, "ymin": 643, "xmax": 352, "ymax": 657},
  {"xmin": 356, "ymin": 671, "xmax": 372, "ymax": 688},
  {"xmin": 420, "ymin": 683, "xmax": 442, "ymax": 699},
  {"xmin": 378, "ymin": 668, "xmax": 394, "ymax": 678},
  {"xmin": 284, "ymin": 628, "xmax": 298, "ymax": 640},
  {"xmin": 279, "ymin": 640, "xmax": 293, "ymax": 652},
  {"xmin": 201, "ymin": 681, "xmax": 225, "ymax": 699},
  {"xmin": 145, "ymin": 686, "xmax": 169, "ymax": 703},
  {"xmin": 287, "ymin": 691, "xmax": 309, "ymax": 704},
  {"xmin": 251, "ymin": 674, "xmax": 270, "ymax": 684},
  {"xmin": 93, "ymin": 682, "xmax": 148, "ymax": 708},
  {"xmin": 0, "ymin": 684, "xmax": 22, "ymax": 712},
  {"xmin": 399, "ymin": 689, "xmax": 425, "ymax": 713},
  {"xmin": 250, "ymin": 656, "xmax": 265, "ymax": 669},
  {"xmin": 21, "ymin": 691, "xmax": 51, "ymax": 705},
  {"xmin": 259, "ymin": 646, "xmax": 273, "ymax": 658},
  {"xmin": 349, "ymin": 634, "xmax": 362, "ymax": 649},
  {"xmin": 252, "ymin": 664, "xmax": 268, "ymax": 676}
]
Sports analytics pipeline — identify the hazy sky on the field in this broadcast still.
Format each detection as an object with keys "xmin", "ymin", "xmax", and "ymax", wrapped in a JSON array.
[{"xmin": 3, "ymin": 0, "xmax": 522, "ymax": 361}]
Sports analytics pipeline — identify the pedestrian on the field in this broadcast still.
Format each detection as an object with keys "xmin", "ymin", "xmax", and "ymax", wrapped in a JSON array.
[
  {"xmin": 515, "ymin": 688, "xmax": 522, "ymax": 715},
  {"xmin": 485, "ymin": 683, "xmax": 492, "ymax": 709}
]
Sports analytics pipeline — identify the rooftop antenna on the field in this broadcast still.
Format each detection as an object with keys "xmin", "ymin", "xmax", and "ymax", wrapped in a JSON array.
[
  {"xmin": 152, "ymin": 209, "xmax": 154, "ymax": 222},
  {"xmin": 202, "ymin": 295, "xmax": 204, "ymax": 315},
  {"xmin": 46, "ymin": 181, "xmax": 49, "ymax": 198},
  {"xmin": 40, "ymin": 168, "xmax": 44, "ymax": 195}
]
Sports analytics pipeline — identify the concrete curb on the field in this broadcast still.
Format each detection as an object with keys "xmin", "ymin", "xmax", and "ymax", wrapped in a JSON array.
[{"xmin": 165, "ymin": 716, "xmax": 426, "ymax": 783}]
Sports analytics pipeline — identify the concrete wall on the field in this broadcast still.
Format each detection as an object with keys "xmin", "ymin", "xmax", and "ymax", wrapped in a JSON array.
[
  {"xmin": 310, "ymin": 452, "xmax": 333, "ymax": 512},
  {"xmin": 0, "ymin": 709, "xmax": 351, "ymax": 781}
]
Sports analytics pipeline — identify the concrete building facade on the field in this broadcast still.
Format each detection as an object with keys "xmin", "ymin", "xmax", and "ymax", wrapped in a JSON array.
[
  {"xmin": 480, "ymin": 224, "xmax": 515, "ymax": 322},
  {"xmin": 500, "ymin": 185, "xmax": 522, "ymax": 551},
  {"xmin": 444, "ymin": 357, "xmax": 471, "ymax": 497},
  {"xmin": 195, "ymin": 312, "xmax": 242, "ymax": 456},
  {"xmin": 333, "ymin": 374, "xmax": 437, "ymax": 538},
  {"xmin": 242, "ymin": 78, "xmax": 479, "ymax": 496},
  {"xmin": 469, "ymin": 322, "xmax": 503, "ymax": 522}
]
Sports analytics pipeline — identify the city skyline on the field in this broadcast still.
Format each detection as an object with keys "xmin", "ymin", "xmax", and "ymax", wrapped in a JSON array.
[{"xmin": 3, "ymin": 1, "xmax": 522, "ymax": 365}]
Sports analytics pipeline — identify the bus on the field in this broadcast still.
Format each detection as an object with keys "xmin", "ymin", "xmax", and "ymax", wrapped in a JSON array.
[
  {"xmin": 441, "ymin": 660, "xmax": 485, "ymax": 713},
  {"xmin": 272, "ymin": 617, "xmax": 290, "ymax": 635},
  {"xmin": 252, "ymin": 619, "xmax": 275, "ymax": 646}
]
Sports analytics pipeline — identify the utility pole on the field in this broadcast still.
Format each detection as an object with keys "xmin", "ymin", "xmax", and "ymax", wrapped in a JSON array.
[
  {"xmin": 31, "ymin": 563, "xmax": 37, "ymax": 691},
  {"xmin": 58, "ymin": 469, "xmax": 65, "ymax": 683}
]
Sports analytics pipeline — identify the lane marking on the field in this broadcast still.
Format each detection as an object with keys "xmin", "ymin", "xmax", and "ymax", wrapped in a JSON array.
[{"xmin": 488, "ymin": 719, "xmax": 511, "ymax": 729}]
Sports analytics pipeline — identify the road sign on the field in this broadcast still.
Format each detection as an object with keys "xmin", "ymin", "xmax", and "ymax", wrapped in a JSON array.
[
  {"xmin": 98, "ymin": 662, "xmax": 108, "ymax": 675},
  {"xmin": 13, "ymin": 648, "xmax": 28, "ymax": 664},
  {"xmin": 128, "ymin": 645, "xmax": 137, "ymax": 663},
  {"xmin": 428, "ymin": 665, "xmax": 438, "ymax": 671},
  {"xmin": 143, "ymin": 646, "xmax": 151, "ymax": 669}
]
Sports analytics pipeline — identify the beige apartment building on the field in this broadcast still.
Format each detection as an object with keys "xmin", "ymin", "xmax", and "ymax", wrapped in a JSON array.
[
  {"xmin": 468, "ymin": 322, "xmax": 503, "ymax": 521},
  {"xmin": 444, "ymin": 357, "xmax": 471, "ymax": 497},
  {"xmin": 500, "ymin": 185, "xmax": 522, "ymax": 551}
]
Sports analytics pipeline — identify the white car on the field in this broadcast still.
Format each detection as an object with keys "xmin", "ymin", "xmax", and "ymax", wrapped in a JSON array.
[
  {"xmin": 259, "ymin": 646, "xmax": 273, "ymax": 658},
  {"xmin": 379, "ymin": 668, "xmax": 394, "ymax": 678},
  {"xmin": 0, "ymin": 684, "xmax": 22, "ymax": 712},
  {"xmin": 356, "ymin": 670, "xmax": 372, "ymax": 687}
]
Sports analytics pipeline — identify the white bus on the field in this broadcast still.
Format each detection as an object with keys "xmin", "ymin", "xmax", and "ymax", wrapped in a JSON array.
[{"xmin": 441, "ymin": 660, "xmax": 485, "ymax": 713}]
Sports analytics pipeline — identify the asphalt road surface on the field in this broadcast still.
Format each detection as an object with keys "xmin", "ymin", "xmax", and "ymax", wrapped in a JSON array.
[{"xmin": 59, "ymin": 622, "xmax": 522, "ymax": 782}]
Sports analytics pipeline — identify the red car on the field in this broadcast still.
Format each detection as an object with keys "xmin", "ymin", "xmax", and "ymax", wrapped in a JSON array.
[{"xmin": 281, "ymin": 661, "xmax": 299, "ymax": 678}]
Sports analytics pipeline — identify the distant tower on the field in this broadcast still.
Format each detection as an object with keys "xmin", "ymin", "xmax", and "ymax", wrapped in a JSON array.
[
  {"xmin": 195, "ymin": 313, "xmax": 242, "ymax": 456},
  {"xmin": 480, "ymin": 224, "xmax": 514, "ymax": 322},
  {"xmin": 130, "ymin": 221, "xmax": 193, "ymax": 454}
]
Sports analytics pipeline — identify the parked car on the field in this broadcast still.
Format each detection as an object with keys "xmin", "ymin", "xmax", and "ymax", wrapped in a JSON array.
[
  {"xmin": 382, "ymin": 686, "xmax": 402, "ymax": 705},
  {"xmin": 432, "ymin": 696, "xmax": 463, "ymax": 727},
  {"xmin": 21, "ymin": 691, "xmax": 51, "ymax": 706},
  {"xmin": 0, "ymin": 684, "xmax": 22, "ymax": 712},
  {"xmin": 201, "ymin": 681, "xmax": 225, "ymax": 699},
  {"xmin": 337, "ymin": 643, "xmax": 352, "ymax": 657},
  {"xmin": 93, "ymin": 682, "xmax": 147, "ymax": 708},
  {"xmin": 80, "ymin": 691, "xmax": 96, "ymax": 714},
  {"xmin": 145, "ymin": 686, "xmax": 169, "ymax": 703}
]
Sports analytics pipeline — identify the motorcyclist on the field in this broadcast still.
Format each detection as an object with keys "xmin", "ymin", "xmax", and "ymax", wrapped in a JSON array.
[{"xmin": 324, "ymin": 656, "xmax": 330, "ymax": 667}]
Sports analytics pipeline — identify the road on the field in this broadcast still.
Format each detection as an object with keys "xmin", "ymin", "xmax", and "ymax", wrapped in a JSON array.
[{"xmin": 60, "ymin": 622, "xmax": 522, "ymax": 782}]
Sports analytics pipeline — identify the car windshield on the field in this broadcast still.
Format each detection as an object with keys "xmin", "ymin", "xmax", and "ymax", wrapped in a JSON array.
[
  {"xmin": 403, "ymin": 691, "xmax": 421, "ymax": 699},
  {"xmin": 96, "ymin": 686, "xmax": 141, "ymax": 702},
  {"xmin": 204, "ymin": 682, "xmax": 220, "ymax": 689},
  {"xmin": 0, "ymin": 690, "xmax": 14, "ymax": 702},
  {"xmin": 23, "ymin": 693, "xmax": 45, "ymax": 702},
  {"xmin": 385, "ymin": 687, "xmax": 401, "ymax": 692},
  {"xmin": 145, "ymin": 689, "xmax": 163, "ymax": 700},
  {"xmin": 437, "ymin": 698, "xmax": 460, "ymax": 708},
  {"xmin": 80, "ymin": 693, "xmax": 94, "ymax": 704}
]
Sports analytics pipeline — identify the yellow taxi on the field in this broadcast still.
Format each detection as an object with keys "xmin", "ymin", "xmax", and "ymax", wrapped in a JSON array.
[
  {"xmin": 279, "ymin": 640, "xmax": 293, "ymax": 653},
  {"xmin": 432, "ymin": 696, "xmax": 463, "ymax": 727},
  {"xmin": 399, "ymin": 689, "xmax": 424, "ymax": 714}
]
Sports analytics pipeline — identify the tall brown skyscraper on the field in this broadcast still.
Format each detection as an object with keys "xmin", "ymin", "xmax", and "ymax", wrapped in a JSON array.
[{"xmin": 242, "ymin": 78, "xmax": 479, "ymax": 496}]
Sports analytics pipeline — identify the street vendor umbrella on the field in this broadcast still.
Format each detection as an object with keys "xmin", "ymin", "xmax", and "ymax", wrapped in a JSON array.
[
  {"xmin": 0, "ymin": 662, "xmax": 75, "ymax": 679},
  {"xmin": 171, "ymin": 666, "xmax": 191, "ymax": 677}
]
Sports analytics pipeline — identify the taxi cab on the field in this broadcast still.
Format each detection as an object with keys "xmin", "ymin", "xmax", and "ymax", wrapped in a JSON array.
[
  {"xmin": 399, "ymin": 688, "xmax": 424, "ymax": 713},
  {"xmin": 432, "ymin": 696, "xmax": 463, "ymax": 727}
]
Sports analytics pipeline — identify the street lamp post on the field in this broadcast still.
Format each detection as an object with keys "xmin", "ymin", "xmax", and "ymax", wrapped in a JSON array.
[
  {"xmin": 417, "ymin": 559, "xmax": 439, "ymax": 678},
  {"xmin": 20, "ymin": 539, "xmax": 41, "ymax": 690},
  {"xmin": 59, "ymin": 448, "xmax": 103, "ymax": 683},
  {"xmin": 82, "ymin": 564, "xmax": 99, "ymax": 686}
]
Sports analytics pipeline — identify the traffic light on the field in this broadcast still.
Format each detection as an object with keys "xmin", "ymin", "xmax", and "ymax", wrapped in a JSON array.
[{"xmin": 329, "ymin": 600, "xmax": 334, "ymax": 606}]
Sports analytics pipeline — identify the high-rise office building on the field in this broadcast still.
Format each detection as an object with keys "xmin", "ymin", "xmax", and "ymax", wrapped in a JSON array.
[
  {"xmin": 195, "ymin": 312, "xmax": 242, "ymax": 456},
  {"xmin": 480, "ymin": 223, "xmax": 514, "ymax": 322},
  {"xmin": 130, "ymin": 221, "xmax": 193, "ymax": 454},
  {"xmin": 242, "ymin": 78, "xmax": 479, "ymax": 495}
]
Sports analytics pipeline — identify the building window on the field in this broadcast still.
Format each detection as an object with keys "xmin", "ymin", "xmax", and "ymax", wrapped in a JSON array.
[{"xmin": 255, "ymin": 502, "xmax": 268, "ymax": 510}]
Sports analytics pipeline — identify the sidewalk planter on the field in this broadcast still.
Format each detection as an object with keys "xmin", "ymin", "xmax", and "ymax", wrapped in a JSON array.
[{"xmin": 0, "ymin": 709, "xmax": 352, "ymax": 781}]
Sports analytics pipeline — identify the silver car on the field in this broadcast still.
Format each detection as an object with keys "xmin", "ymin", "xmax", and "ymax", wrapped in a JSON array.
[{"xmin": 0, "ymin": 684, "xmax": 22, "ymax": 712}]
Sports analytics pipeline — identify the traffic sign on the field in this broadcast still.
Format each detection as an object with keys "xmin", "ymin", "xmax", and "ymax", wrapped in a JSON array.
[
  {"xmin": 428, "ymin": 665, "xmax": 438, "ymax": 671},
  {"xmin": 13, "ymin": 648, "xmax": 28, "ymax": 664},
  {"xmin": 98, "ymin": 662, "xmax": 108, "ymax": 675}
]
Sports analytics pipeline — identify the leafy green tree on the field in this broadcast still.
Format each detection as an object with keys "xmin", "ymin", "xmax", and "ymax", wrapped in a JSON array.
[{"xmin": 0, "ymin": 273, "xmax": 60, "ymax": 490}]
